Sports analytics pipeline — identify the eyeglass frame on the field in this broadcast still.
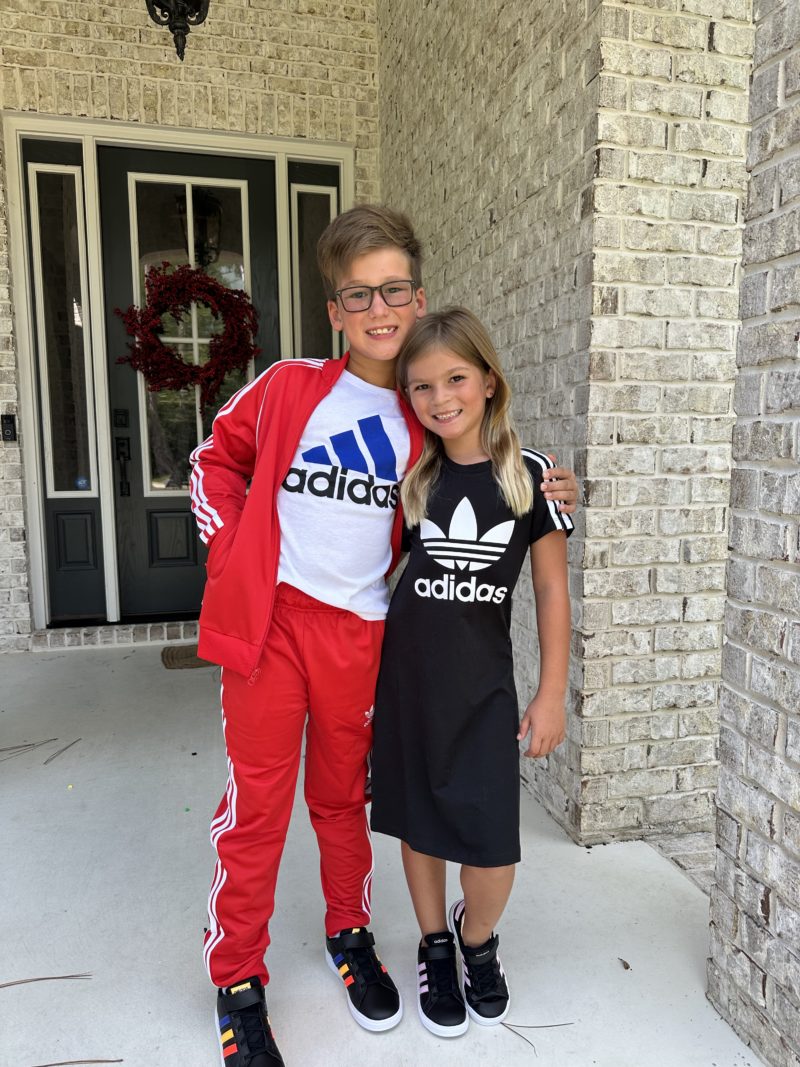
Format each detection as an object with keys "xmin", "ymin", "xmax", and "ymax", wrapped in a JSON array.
[{"xmin": 333, "ymin": 279, "xmax": 418, "ymax": 312}]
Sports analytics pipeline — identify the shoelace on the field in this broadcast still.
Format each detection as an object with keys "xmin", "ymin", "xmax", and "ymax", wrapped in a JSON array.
[
  {"xmin": 425, "ymin": 953, "xmax": 460, "ymax": 1000},
  {"xmin": 466, "ymin": 954, "xmax": 505, "ymax": 1002},
  {"xmin": 343, "ymin": 944, "xmax": 384, "ymax": 987},
  {"xmin": 237, "ymin": 1002, "xmax": 271, "ymax": 1056}
]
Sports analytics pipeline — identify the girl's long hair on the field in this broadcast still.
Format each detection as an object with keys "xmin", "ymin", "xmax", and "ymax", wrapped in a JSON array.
[{"xmin": 398, "ymin": 306, "xmax": 533, "ymax": 526}]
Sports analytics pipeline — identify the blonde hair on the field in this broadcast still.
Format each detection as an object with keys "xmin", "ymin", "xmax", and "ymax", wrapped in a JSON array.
[
  {"xmin": 316, "ymin": 204, "xmax": 423, "ymax": 298},
  {"xmin": 398, "ymin": 307, "xmax": 533, "ymax": 526}
]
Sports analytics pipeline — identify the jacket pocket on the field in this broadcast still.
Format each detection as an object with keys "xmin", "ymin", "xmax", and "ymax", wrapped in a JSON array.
[{"xmin": 205, "ymin": 523, "xmax": 237, "ymax": 580}]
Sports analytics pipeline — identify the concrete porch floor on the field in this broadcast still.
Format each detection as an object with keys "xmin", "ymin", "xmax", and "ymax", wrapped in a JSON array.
[{"xmin": 1, "ymin": 646, "xmax": 757, "ymax": 1067}]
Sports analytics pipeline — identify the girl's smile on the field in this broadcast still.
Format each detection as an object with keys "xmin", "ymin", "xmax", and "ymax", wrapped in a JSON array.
[{"xmin": 405, "ymin": 346, "xmax": 496, "ymax": 461}]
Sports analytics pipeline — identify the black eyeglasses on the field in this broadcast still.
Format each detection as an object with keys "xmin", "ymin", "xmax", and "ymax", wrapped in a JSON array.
[{"xmin": 334, "ymin": 280, "xmax": 416, "ymax": 312}]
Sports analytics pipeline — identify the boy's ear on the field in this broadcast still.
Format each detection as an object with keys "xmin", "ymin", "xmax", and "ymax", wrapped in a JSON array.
[
  {"xmin": 327, "ymin": 297, "xmax": 345, "ymax": 333},
  {"xmin": 415, "ymin": 287, "xmax": 427, "ymax": 318}
]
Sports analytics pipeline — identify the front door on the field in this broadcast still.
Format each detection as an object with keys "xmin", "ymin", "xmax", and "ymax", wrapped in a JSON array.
[
  {"xmin": 17, "ymin": 127, "xmax": 344, "ymax": 626},
  {"xmin": 97, "ymin": 146, "xmax": 279, "ymax": 618}
]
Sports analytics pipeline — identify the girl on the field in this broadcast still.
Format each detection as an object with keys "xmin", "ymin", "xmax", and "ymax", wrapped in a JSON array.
[{"xmin": 370, "ymin": 306, "xmax": 572, "ymax": 1038}]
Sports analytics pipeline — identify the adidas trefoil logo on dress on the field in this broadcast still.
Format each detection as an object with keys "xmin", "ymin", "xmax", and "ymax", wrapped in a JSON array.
[
  {"xmin": 422, "ymin": 498, "xmax": 513, "ymax": 572},
  {"xmin": 415, "ymin": 498, "xmax": 512, "ymax": 604}
]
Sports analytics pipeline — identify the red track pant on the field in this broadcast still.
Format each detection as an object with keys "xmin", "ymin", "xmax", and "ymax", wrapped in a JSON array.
[{"xmin": 204, "ymin": 584, "xmax": 385, "ymax": 988}]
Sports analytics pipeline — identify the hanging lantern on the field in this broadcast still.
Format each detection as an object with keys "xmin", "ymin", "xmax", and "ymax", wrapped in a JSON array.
[
  {"xmin": 175, "ymin": 189, "xmax": 224, "ymax": 269},
  {"xmin": 145, "ymin": 0, "xmax": 210, "ymax": 61}
]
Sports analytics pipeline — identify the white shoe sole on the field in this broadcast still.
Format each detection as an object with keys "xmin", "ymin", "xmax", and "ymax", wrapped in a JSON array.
[
  {"xmin": 417, "ymin": 995, "xmax": 469, "ymax": 1037},
  {"xmin": 216, "ymin": 1008, "xmax": 226, "ymax": 1067},
  {"xmin": 325, "ymin": 947, "xmax": 403, "ymax": 1032},
  {"xmin": 447, "ymin": 900, "xmax": 511, "ymax": 1027},
  {"xmin": 465, "ymin": 996, "xmax": 511, "ymax": 1026}
]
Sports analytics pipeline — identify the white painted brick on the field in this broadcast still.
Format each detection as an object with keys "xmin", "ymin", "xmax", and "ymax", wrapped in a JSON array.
[
  {"xmin": 631, "ymin": 81, "xmax": 703, "ymax": 118},
  {"xmin": 710, "ymin": 4, "xmax": 800, "ymax": 1056}
]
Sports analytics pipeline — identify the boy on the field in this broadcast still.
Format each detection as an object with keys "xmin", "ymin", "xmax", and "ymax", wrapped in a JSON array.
[{"xmin": 190, "ymin": 205, "xmax": 579, "ymax": 1066}]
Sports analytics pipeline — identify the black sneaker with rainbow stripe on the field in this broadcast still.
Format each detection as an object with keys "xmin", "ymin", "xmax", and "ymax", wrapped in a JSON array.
[
  {"xmin": 216, "ymin": 977, "xmax": 284, "ymax": 1066},
  {"xmin": 447, "ymin": 899, "xmax": 510, "ymax": 1025},
  {"xmin": 325, "ymin": 927, "xmax": 403, "ymax": 1031}
]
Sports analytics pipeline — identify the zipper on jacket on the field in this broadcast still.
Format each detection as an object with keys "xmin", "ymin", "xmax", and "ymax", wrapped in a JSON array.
[
  {"xmin": 245, "ymin": 362, "xmax": 346, "ymax": 681},
  {"xmin": 240, "ymin": 354, "xmax": 349, "ymax": 678}
]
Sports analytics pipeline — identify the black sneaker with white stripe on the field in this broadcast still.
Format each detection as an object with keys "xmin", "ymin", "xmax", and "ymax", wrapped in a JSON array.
[
  {"xmin": 447, "ymin": 899, "xmax": 510, "ymax": 1025},
  {"xmin": 417, "ymin": 930, "xmax": 468, "ymax": 1037}
]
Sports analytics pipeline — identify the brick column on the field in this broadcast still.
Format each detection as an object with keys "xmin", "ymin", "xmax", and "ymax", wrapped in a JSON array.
[
  {"xmin": 707, "ymin": 3, "xmax": 800, "ymax": 1064},
  {"xmin": 579, "ymin": 1, "xmax": 753, "ymax": 840}
]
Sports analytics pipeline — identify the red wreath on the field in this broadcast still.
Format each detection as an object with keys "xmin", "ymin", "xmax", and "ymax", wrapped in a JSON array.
[{"xmin": 116, "ymin": 262, "xmax": 260, "ymax": 411}]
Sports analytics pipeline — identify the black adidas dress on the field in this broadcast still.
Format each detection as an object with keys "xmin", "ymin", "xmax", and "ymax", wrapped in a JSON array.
[{"xmin": 370, "ymin": 451, "xmax": 573, "ymax": 867}]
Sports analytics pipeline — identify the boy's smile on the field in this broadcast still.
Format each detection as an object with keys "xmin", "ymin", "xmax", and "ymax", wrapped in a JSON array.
[{"xmin": 328, "ymin": 249, "xmax": 426, "ymax": 388}]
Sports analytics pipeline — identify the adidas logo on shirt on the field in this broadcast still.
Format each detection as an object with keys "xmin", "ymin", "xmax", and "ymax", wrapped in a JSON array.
[
  {"xmin": 282, "ymin": 415, "xmax": 401, "ymax": 510},
  {"xmin": 282, "ymin": 465, "xmax": 399, "ymax": 509},
  {"xmin": 415, "ymin": 499, "xmax": 511, "ymax": 603},
  {"xmin": 302, "ymin": 415, "xmax": 398, "ymax": 481}
]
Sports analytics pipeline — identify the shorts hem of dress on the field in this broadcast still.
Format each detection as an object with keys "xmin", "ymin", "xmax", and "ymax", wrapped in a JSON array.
[{"xmin": 371, "ymin": 821, "xmax": 520, "ymax": 868}]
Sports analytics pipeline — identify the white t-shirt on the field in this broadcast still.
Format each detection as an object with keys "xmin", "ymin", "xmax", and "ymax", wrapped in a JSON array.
[{"xmin": 276, "ymin": 370, "xmax": 411, "ymax": 619}]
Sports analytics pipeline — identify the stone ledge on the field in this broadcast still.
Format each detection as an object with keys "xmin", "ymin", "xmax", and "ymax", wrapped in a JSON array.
[{"xmin": 27, "ymin": 621, "xmax": 199, "ymax": 650}]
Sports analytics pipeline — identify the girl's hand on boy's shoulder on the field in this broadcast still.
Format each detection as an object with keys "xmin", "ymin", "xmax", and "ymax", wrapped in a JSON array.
[
  {"xmin": 543, "ymin": 455, "xmax": 580, "ymax": 515},
  {"xmin": 517, "ymin": 693, "xmax": 566, "ymax": 759}
]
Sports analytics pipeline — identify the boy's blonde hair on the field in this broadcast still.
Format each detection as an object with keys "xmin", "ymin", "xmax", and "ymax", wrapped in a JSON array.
[
  {"xmin": 398, "ymin": 307, "xmax": 534, "ymax": 527},
  {"xmin": 316, "ymin": 204, "xmax": 423, "ymax": 298}
]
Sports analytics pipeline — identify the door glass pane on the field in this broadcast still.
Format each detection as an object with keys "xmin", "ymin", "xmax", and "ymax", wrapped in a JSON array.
[
  {"xmin": 135, "ymin": 181, "xmax": 191, "ymax": 337},
  {"xmin": 37, "ymin": 171, "xmax": 93, "ymax": 493},
  {"xmin": 193, "ymin": 184, "xmax": 246, "ymax": 337},
  {"xmin": 135, "ymin": 179, "xmax": 251, "ymax": 492},
  {"xmin": 201, "ymin": 364, "xmax": 248, "ymax": 441},
  {"xmin": 295, "ymin": 190, "xmax": 334, "ymax": 358},
  {"xmin": 146, "ymin": 374, "xmax": 194, "ymax": 491}
]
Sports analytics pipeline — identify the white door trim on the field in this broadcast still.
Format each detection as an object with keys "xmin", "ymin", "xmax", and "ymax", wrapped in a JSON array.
[
  {"xmin": 290, "ymin": 183, "xmax": 339, "ymax": 359},
  {"xmin": 2, "ymin": 113, "xmax": 355, "ymax": 628}
]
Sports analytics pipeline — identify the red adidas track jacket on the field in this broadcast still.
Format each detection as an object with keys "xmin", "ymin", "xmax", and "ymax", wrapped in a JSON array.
[{"xmin": 189, "ymin": 354, "xmax": 425, "ymax": 681}]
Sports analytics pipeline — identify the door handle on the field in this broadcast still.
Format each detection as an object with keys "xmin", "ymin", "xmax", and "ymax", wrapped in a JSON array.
[{"xmin": 115, "ymin": 436, "xmax": 131, "ymax": 496}]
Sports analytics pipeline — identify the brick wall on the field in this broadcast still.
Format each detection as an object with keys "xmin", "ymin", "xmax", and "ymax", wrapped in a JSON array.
[
  {"xmin": 0, "ymin": 140, "xmax": 26, "ymax": 648},
  {"xmin": 380, "ymin": 0, "xmax": 754, "ymax": 842},
  {"xmin": 379, "ymin": 0, "xmax": 598, "ymax": 832},
  {"xmin": 0, "ymin": 0, "xmax": 379, "ymax": 651},
  {"xmin": 707, "ymin": 2, "xmax": 800, "ymax": 1063}
]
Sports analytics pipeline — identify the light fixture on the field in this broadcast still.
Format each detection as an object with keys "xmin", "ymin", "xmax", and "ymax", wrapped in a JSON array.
[
  {"xmin": 145, "ymin": 0, "xmax": 210, "ymax": 61},
  {"xmin": 176, "ymin": 189, "xmax": 223, "ymax": 269}
]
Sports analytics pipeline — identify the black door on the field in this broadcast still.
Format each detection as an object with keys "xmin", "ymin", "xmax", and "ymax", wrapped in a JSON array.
[
  {"xmin": 22, "ymin": 138, "xmax": 108, "ymax": 623},
  {"xmin": 98, "ymin": 146, "xmax": 280, "ymax": 619}
]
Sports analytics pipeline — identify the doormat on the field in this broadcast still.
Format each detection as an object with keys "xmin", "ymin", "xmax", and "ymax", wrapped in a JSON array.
[{"xmin": 161, "ymin": 644, "xmax": 214, "ymax": 670}]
